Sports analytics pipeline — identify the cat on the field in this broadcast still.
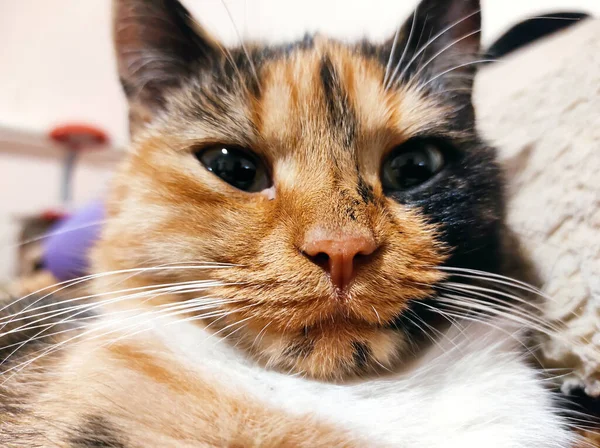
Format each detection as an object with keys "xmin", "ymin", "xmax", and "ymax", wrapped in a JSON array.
[{"xmin": 0, "ymin": 0, "xmax": 585, "ymax": 446}]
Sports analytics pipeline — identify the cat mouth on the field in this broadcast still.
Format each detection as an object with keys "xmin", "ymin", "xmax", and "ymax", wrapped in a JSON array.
[{"xmin": 290, "ymin": 296, "xmax": 390, "ymax": 331}]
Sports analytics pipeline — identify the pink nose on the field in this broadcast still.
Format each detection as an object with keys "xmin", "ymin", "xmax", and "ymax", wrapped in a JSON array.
[{"xmin": 302, "ymin": 229, "xmax": 378, "ymax": 291}]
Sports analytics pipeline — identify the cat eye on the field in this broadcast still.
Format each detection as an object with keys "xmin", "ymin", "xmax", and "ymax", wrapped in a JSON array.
[
  {"xmin": 196, "ymin": 146, "xmax": 270, "ymax": 192},
  {"xmin": 381, "ymin": 139, "xmax": 446, "ymax": 191}
]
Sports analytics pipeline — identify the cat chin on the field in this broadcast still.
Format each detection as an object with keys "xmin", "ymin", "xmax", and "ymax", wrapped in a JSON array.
[{"xmin": 217, "ymin": 315, "xmax": 405, "ymax": 380}]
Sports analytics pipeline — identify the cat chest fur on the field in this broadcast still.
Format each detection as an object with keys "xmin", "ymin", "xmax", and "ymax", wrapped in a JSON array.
[{"xmin": 11, "ymin": 315, "xmax": 571, "ymax": 447}]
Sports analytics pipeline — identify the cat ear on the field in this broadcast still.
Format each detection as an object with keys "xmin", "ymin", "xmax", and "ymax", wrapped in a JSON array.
[
  {"xmin": 113, "ymin": 0, "xmax": 222, "ymax": 133},
  {"xmin": 384, "ymin": 0, "xmax": 481, "ymax": 92}
]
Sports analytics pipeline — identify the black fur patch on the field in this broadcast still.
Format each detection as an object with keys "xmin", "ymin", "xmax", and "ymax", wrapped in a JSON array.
[
  {"xmin": 554, "ymin": 387, "xmax": 600, "ymax": 431},
  {"xmin": 70, "ymin": 415, "xmax": 126, "ymax": 448},
  {"xmin": 319, "ymin": 55, "xmax": 356, "ymax": 149},
  {"xmin": 357, "ymin": 175, "xmax": 375, "ymax": 204},
  {"xmin": 352, "ymin": 341, "xmax": 371, "ymax": 370},
  {"xmin": 397, "ymin": 138, "xmax": 503, "ymax": 275}
]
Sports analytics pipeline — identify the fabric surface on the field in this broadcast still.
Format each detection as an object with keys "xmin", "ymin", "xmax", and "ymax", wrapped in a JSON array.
[{"xmin": 475, "ymin": 19, "xmax": 600, "ymax": 396}]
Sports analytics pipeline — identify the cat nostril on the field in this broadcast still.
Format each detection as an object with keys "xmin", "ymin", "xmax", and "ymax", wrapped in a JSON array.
[
  {"xmin": 307, "ymin": 252, "xmax": 330, "ymax": 269},
  {"xmin": 301, "ymin": 230, "xmax": 378, "ymax": 291}
]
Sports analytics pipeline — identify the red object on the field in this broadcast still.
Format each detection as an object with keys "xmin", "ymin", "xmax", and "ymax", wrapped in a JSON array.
[
  {"xmin": 49, "ymin": 124, "xmax": 109, "ymax": 150},
  {"xmin": 47, "ymin": 123, "xmax": 110, "ymax": 207},
  {"xmin": 40, "ymin": 210, "xmax": 68, "ymax": 222}
]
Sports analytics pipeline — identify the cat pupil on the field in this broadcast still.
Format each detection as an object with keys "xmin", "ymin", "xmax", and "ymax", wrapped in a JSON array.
[
  {"xmin": 214, "ymin": 153, "xmax": 255, "ymax": 186},
  {"xmin": 210, "ymin": 150, "xmax": 256, "ymax": 189},
  {"xmin": 197, "ymin": 146, "xmax": 270, "ymax": 192},
  {"xmin": 390, "ymin": 152, "xmax": 433, "ymax": 188},
  {"xmin": 382, "ymin": 141, "xmax": 445, "ymax": 192}
]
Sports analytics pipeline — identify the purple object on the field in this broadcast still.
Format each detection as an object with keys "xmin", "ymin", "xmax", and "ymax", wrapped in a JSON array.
[{"xmin": 43, "ymin": 200, "xmax": 105, "ymax": 281}]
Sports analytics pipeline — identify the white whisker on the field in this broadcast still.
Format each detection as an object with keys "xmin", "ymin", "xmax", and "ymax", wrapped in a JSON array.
[
  {"xmin": 0, "ymin": 262, "xmax": 235, "ymax": 321},
  {"xmin": 7, "ymin": 219, "xmax": 107, "ymax": 249},
  {"xmin": 419, "ymin": 59, "xmax": 494, "ymax": 89},
  {"xmin": 382, "ymin": 26, "xmax": 401, "ymax": 88},
  {"xmin": 218, "ymin": 0, "xmax": 260, "ymax": 91},
  {"xmin": 385, "ymin": 5, "xmax": 418, "ymax": 90},
  {"xmin": 411, "ymin": 28, "xmax": 481, "ymax": 80},
  {"xmin": 390, "ymin": 9, "xmax": 480, "ymax": 87}
]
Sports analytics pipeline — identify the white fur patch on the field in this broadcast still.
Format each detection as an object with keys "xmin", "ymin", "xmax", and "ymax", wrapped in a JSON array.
[{"xmin": 142, "ymin": 316, "xmax": 578, "ymax": 447}]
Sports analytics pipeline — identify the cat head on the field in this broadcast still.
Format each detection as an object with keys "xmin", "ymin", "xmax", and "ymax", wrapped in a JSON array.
[{"xmin": 97, "ymin": 0, "xmax": 503, "ymax": 379}]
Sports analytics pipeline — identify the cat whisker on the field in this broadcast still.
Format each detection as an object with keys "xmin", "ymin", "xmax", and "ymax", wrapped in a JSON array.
[
  {"xmin": 0, "ymin": 302, "xmax": 234, "ymax": 372},
  {"xmin": 155, "ymin": 295, "xmax": 235, "ymax": 310},
  {"xmin": 382, "ymin": 25, "xmax": 401, "ymax": 88},
  {"xmin": 218, "ymin": 0, "xmax": 260, "ymax": 92},
  {"xmin": 435, "ymin": 266, "xmax": 543, "ymax": 295},
  {"xmin": 389, "ymin": 9, "xmax": 481, "ymax": 88},
  {"xmin": 0, "ymin": 315, "xmax": 98, "ymax": 346},
  {"xmin": 0, "ymin": 279, "xmax": 223, "ymax": 327},
  {"xmin": 437, "ymin": 266, "xmax": 592, "ymax": 324},
  {"xmin": 106, "ymin": 298, "xmax": 246, "ymax": 344},
  {"xmin": 406, "ymin": 308, "xmax": 461, "ymax": 350},
  {"xmin": 108, "ymin": 308, "xmax": 235, "ymax": 345},
  {"xmin": 164, "ymin": 301, "xmax": 255, "ymax": 327},
  {"xmin": 411, "ymin": 14, "xmax": 431, "ymax": 80},
  {"xmin": 218, "ymin": 315, "xmax": 253, "ymax": 341},
  {"xmin": 419, "ymin": 59, "xmax": 495, "ymax": 89},
  {"xmin": 434, "ymin": 295, "xmax": 596, "ymax": 354},
  {"xmin": 251, "ymin": 321, "xmax": 272, "ymax": 349},
  {"xmin": 404, "ymin": 311, "xmax": 453, "ymax": 355},
  {"xmin": 0, "ymin": 281, "xmax": 228, "ymax": 338},
  {"xmin": 434, "ymin": 87, "xmax": 475, "ymax": 96},
  {"xmin": 385, "ymin": 5, "xmax": 419, "ymax": 90},
  {"xmin": 436, "ymin": 294, "xmax": 547, "ymax": 330},
  {"xmin": 411, "ymin": 28, "xmax": 482, "ymax": 81},
  {"xmin": 0, "ymin": 289, "xmax": 238, "ymax": 368},
  {"xmin": 528, "ymin": 16, "xmax": 586, "ymax": 22},
  {"xmin": 207, "ymin": 314, "xmax": 255, "ymax": 346},
  {"xmin": 0, "ymin": 306, "xmax": 162, "ymax": 353},
  {"xmin": 11, "ymin": 297, "xmax": 233, "ymax": 353},
  {"xmin": 437, "ymin": 281, "xmax": 544, "ymax": 314},
  {"xmin": 5, "ymin": 219, "xmax": 107, "ymax": 249},
  {"xmin": 217, "ymin": 41, "xmax": 252, "ymax": 94},
  {"xmin": 417, "ymin": 301, "xmax": 541, "ymax": 359},
  {"xmin": 1, "ymin": 299, "xmax": 239, "ymax": 382},
  {"xmin": 437, "ymin": 292, "xmax": 565, "ymax": 337},
  {"xmin": 0, "ymin": 262, "xmax": 235, "ymax": 322},
  {"xmin": 370, "ymin": 305, "xmax": 382, "ymax": 325}
]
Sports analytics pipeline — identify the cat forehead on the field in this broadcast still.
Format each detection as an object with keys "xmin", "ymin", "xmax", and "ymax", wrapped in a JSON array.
[
  {"xmin": 258, "ymin": 40, "xmax": 445, "ymax": 151},
  {"xmin": 160, "ymin": 38, "xmax": 451, "ymax": 158}
]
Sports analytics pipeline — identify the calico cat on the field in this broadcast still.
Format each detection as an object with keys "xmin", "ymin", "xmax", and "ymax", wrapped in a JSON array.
[{"xmin": 0, "ymin": 0, "xmax": 584, "ymax": 446}]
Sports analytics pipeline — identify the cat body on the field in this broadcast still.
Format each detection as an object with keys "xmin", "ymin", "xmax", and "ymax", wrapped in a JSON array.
[{"xmin": 0, "ymin": 0, "xmax": 584, "ymax": 445}]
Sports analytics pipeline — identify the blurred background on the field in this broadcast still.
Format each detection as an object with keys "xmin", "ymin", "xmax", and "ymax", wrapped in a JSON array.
[{"xmin": 0, "ymin": 0, "xmax": 598, "ymax": 282}]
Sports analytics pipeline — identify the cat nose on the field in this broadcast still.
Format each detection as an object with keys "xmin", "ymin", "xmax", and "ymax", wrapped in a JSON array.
[{"xmin": 302, "ymin": 229, "xmax": 378, "ymax": 291}]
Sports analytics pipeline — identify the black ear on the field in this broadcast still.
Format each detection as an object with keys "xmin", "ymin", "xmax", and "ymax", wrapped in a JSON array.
[
  {"xmin": 383, "ymin": 0, "xmax": 481, "ymax": 93},
  {"xmin": 113, "ymin": 0, "xmax": 222, "ymax": 133}
]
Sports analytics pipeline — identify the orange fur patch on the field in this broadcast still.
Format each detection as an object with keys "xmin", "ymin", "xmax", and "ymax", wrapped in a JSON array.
[{"xmin": 12, "ymin": 336, "xmax": 360, "ymax": 447}]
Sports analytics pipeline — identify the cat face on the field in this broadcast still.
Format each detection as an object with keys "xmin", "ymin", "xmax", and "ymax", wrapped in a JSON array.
[{"xmin": 97, "ymin": 0, "xmax": 502, "ymax": 379}]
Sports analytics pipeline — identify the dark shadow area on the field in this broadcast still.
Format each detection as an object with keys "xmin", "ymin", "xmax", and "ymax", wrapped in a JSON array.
[{"xmin": 485, "ymin": 12, "xmax": 590, "ymax": 61}]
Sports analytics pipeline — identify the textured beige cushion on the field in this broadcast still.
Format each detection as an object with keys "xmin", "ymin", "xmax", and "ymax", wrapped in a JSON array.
[{"xmin": 475, "ymin": 20, "xmax": 600, "ymax": 395}]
